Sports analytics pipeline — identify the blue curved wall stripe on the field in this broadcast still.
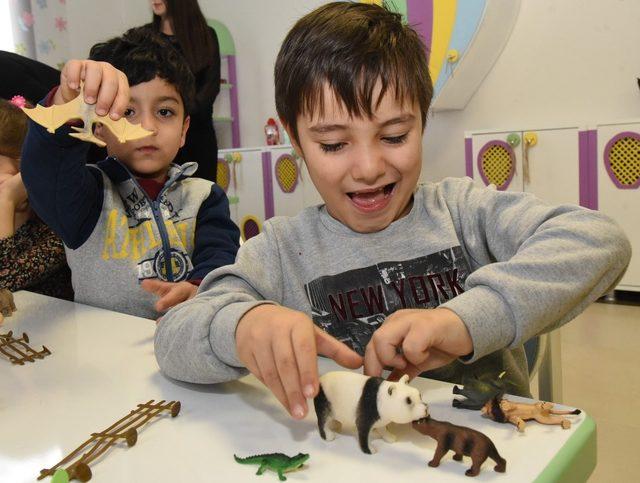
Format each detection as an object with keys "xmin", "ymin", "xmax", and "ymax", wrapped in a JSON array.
[{"xmin": 433, "ymin": 0, "xmax": 486, "ymax": 95}]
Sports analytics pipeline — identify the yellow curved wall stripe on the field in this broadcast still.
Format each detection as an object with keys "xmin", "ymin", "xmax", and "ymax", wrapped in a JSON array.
[{"xmin": 430, "ymin": 0, "xmax": 457, "ymax": 86}]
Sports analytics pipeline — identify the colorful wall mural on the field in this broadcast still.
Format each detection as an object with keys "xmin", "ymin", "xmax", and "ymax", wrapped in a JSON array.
[{"xmin": 360, "ymin": 0, "xmax": 521, "ymax": 111}]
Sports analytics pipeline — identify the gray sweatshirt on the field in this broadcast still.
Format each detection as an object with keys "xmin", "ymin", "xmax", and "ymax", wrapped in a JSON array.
[{"xmin": 154, "ymin": 177, "xmax": 631, "ymax": 396}]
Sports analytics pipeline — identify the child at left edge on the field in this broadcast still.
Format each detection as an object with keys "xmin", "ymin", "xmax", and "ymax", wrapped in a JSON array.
[
  {"xmin": 20, "ymin": 28, "xmax": 240, "ymax": 319},
  {"xmin": 0, "ymin": 97, "xmax": 73, "ymax": 303}
]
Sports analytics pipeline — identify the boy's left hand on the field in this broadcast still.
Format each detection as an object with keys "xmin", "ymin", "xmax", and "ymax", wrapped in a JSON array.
[
  {"xmin": 364, "ymin": 308, "xmax": 473, "ymax": 379},
  {"xmin": 141, "ymin": 279, "xmax": 198, "ymax": 312}
]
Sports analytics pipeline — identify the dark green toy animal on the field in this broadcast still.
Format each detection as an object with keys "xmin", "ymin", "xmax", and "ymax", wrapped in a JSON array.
[{"xmin": 452, "ymin": 373, "xmax": 506, "ymax": 410}]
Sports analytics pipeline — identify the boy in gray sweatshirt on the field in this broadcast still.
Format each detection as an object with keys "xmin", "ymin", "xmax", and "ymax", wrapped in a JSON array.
[{"xmin": 154, "ymin": 2, "xmax": 631, "ymax": 420}]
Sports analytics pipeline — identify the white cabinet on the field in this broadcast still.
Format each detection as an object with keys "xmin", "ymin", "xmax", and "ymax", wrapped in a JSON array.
[
  {"xmin": 466, "ymin": 122, "xmax": 639, "ymax": 291},
  {"xmin": 595, "ymin": 121, "xmax": 640, "ymax": 291},
  {"xmin": 268, "ymin": 146, "xmax": 306, "ymax": 219},
  {"xmin": 467, "ymin": 127, "xmax": 583, "ymax": 205},
  {"xmin": 469, "ymin": 132, "xmax": 523, "ymax": 193},
  {"xmin": 217, "ymin": 148, "xmax": 265, "ymax": 241},
  {"xmin": 218, "ymin": 146, "xmax": 322, "ymax": 241}
]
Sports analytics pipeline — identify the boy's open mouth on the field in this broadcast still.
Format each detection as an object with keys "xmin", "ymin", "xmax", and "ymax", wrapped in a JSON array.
[{"xmin": 347, "ymin": 182, "xmax": 395, "ymax": 211}]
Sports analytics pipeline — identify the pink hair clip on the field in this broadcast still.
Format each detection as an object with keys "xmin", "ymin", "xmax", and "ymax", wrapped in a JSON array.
[{"xmin": 10, "ymin": 95, "xmax": 27, "ymax": 108}]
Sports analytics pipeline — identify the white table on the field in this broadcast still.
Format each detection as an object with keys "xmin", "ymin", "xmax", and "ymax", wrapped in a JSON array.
[{"xmin": 0, "ymin": 292, "xmax": 596, "ymax": 482}]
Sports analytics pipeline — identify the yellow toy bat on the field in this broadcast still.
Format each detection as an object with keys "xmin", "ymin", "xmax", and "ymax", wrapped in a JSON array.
[{"xmin": 22, "ymin": 87, "xmax": 153, "ymax": 147}]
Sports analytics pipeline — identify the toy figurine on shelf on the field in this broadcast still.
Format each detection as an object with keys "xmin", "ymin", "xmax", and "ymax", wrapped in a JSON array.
[
  {"xmin": 264, "ymin": 118, "xmax": 280, "ymax": 145},
  {"xmin": 412, "ymin": 417, "xmax": 506, "ymax": 477},
  {"xmin": 452, "ymin": 372, "xmax": 506, "ymax": 410},
  {"xmin": 21, "ymin": 84, "xmax": 153, "ymax": 147},
  {"xmin": 0, "ymin": 288, "xmax": 16, "ymax": 318},
  {"xmin": 234, "ymin": 453, "xmax": 309, "ymax": 481},
  {"xmin": 481, "ymin": 396, "xmax": 581, "ymax": 432},
  {"xmin": 313, "ymin": 371, "xmax": 428, "ymax": 454}
]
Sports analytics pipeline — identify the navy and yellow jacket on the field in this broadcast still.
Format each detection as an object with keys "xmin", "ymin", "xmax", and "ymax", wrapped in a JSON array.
[{"xmin": 21, "ymin": 120, "xmax": 240, "ymax": 319}]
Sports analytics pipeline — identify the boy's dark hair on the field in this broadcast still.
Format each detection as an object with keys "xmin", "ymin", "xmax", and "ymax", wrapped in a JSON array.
[
  {"xmin": 275, "ymin": 2, "xmax": 432, "ymax": 144},
  {"xmin": 89, "ymin": 26, "xmax": 195, "ymax": 115}
]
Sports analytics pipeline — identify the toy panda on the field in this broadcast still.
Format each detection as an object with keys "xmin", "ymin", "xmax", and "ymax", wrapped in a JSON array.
[{"xmin": 313, "ymin": 371, "xmax": 429, "ymax": 454}]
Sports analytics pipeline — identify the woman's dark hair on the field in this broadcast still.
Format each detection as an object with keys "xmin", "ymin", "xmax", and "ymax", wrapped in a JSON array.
[
  {"xmin": 89, "ymin": 27, "xmax": 195, "ymax": 114},
  {"xmin": 275, "ymin": 1, "xmax": 432, "ymax": 144},
  {"xmin": 152, "ymin": 0, "xmax": 214, "ymax": 74}
]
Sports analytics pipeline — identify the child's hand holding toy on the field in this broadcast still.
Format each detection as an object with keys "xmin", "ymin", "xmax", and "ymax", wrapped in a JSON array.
[
  {"xmin": 54, "ymin": 59, "xmax": 130, "ymax": 119},
  {"xmin": 364, "ymin": 307, "xmax": 473, "ymax": 380}
]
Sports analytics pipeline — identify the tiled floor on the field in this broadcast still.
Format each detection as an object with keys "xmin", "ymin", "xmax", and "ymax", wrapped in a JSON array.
[{"xmin": 558, "ymin": 299, "xmax": 640, "ymax": 482}]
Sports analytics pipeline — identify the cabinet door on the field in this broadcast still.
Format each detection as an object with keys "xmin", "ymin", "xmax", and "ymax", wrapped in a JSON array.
[
  {"xmin": 219, "ymin": 148, "xmax": 265, "ymax": 241},
  {"xmin": 269, "ymin": 147, "xmax": 323, "ymax": 211},
  {"xmin": 471, "ymin": 132, "xmax": 523, "ymax": 192},
  {"xmin": 596, "ymin": 123, "xmax": 640, "ymax": 291},
  {"xmin": 524, "ymin": 128, "xmax": 580, "ymax": 205},
  {"xmin": 268, "ymin": 146, "xmax": 306, "ymax": 218}
]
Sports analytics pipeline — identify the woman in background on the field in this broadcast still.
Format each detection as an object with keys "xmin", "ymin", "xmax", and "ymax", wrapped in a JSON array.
[{"xmin": 148, "ymin": 0, "xmax": 221, "ymax": 182}]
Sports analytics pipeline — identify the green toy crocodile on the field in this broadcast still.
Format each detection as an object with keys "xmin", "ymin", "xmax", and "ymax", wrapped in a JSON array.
[{"xmin": 234, "ymin": 452, "xmax": 310, "ymax": 481}]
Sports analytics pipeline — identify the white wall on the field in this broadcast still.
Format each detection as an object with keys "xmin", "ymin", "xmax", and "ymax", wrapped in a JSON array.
[
  {"xmin": 64, "ymin": 0, "xmax": 640, "ymax": 180},
  {"xmin": 197, "ymin": 1, "xmax": 327, "ymax": 147},
  {"xmin": 423, "ymin": 0, "xmax": 640, "ymax": 181},
  {"xmin": 1, "ymin": 1, "xmax": 16, "ymax": 52},
  {"xmin": 66, "ymin": 0, "xmax": 141, "ymax": 58},
  {"xmin": 66, "ymin": 0, "xmax": 326, "ymax": 148}
]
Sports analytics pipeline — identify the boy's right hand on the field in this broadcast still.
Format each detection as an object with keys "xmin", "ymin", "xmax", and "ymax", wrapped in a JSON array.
[
  {"xmin": 54, "ymin": 59, "xmax": 130, "ymax": 120},
  {"xmin": 235, "ymin": 304, "xmax": 363, "ymax": 420}
]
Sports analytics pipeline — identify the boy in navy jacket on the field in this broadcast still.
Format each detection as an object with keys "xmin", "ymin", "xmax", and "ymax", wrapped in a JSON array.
[{"xmin": 21, "ymin": 28, "xmax": 239, "ymax": 319}]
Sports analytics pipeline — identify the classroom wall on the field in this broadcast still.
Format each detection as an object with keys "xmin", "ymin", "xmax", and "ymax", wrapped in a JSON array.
[
  {"xmin": 422, "ymin": 0, "xmax": 640, "ymax": 181},
  {"xmin": 63, "ymin": 0, "xmax": 640, "ymax": 181},
  {"xmin": 65, "ymin": 0, "xmax": 327, "ymax": 148}
]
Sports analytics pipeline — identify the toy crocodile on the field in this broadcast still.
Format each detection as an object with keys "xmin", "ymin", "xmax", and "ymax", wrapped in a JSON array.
[{"xmin": 234, "ymin": 453, "xmax": 309, "ymax": 481}]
